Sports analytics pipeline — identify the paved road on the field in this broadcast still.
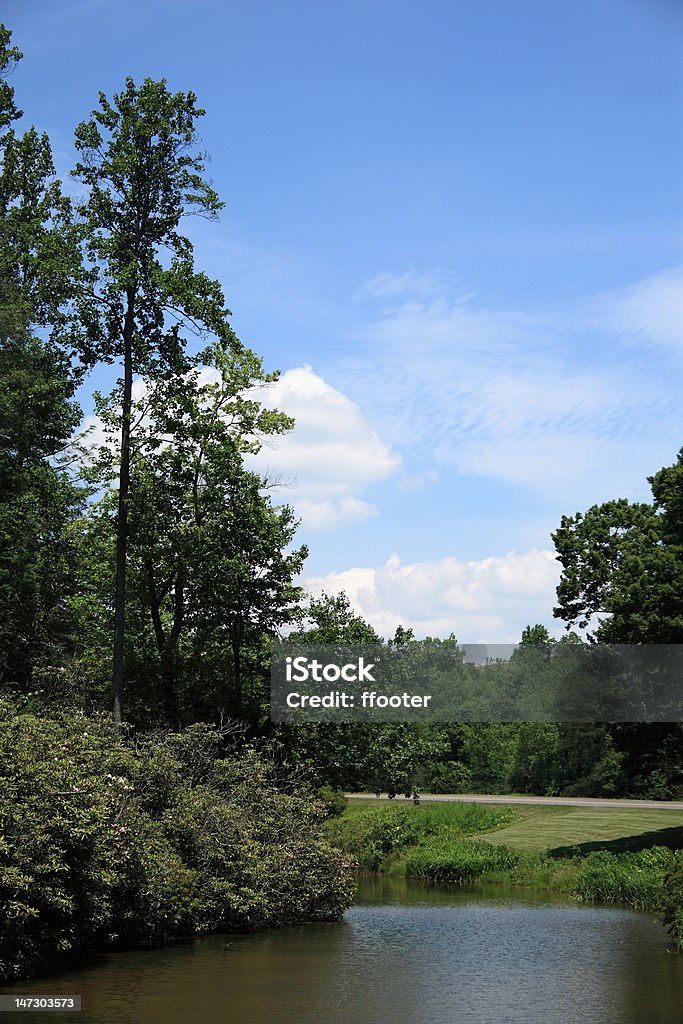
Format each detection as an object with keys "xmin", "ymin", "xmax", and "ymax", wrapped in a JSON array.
[{"xmin": 346, "ymin": 792, "xmax": 683, "ymax": 811}]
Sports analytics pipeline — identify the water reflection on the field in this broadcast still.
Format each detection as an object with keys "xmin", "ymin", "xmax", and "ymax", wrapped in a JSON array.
[{"xmin": 2, "ymin": 876, "xmax": 682, "ymax": 1024}]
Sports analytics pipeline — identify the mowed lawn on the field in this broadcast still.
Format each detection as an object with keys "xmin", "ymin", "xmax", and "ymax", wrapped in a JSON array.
[{"xmin": 478, "ymin": 804, "xmax": 683, "ymax": 855}]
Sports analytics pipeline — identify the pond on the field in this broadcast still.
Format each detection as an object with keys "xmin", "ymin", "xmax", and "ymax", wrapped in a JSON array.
[{"xmin": 3, "ymin": 875, "xmax": 683, "ymax": 1023}]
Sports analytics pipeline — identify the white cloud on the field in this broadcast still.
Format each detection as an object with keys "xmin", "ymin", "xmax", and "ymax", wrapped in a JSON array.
[
  {"xmin": 305, "ymin": 548, "xmax": 562, "ymax": 642},
  {"xmin": 74, "ymin": 364, "xmax": 400, "ymax": 532},
  {"xmin": 296, "ymin": 497, "xmax": 379, "ymax": 530},
  {"xmin": 589, "ymin": 267, "xmax": 683, "ymax": 349},
  {"xmin": 250, "ymin": 366, "xmax": 401, "ymax": 529},
  {"xmin": 337, "ymin": 266, "xmax": 683, "ymax": 507}
]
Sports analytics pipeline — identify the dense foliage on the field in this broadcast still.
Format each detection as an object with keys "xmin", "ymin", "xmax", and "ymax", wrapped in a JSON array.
[
  {"xmin": 553, "ymin": 451, "xmax": 683, "ymax": 642},
  {"xmin": 325, "ymin": 801, "xmax": 515, "ymax": 870},
  {"xmin": 550, "ymin": 453, "xmax": 683, "ymax": 803},
  {"xmin": 0, "ymin": 703, "xmax": 353, "ymax": 981},
  {"xmin": 2, "ymin": 17, "xmax": 683, "ymax": 976}
]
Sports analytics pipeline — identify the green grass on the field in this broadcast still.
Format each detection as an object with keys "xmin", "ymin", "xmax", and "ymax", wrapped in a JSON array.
[
  {"xmin": 403, "ymin": 839, "xmax": 521, "ymax": 883},
  {"xmin": 572, "ymin": 848, "xmax": 676, "ymax": 909},
  {"xmin": 477, "ymin": 804, "xmax": 683, "ymax": 855},
  {"xmin": 327, "ymin": 798, "xmax": 683, "ymax": 943},
  {"xmin": 325, "ymin": 800, "xmax": 517, "ymax": 870}
]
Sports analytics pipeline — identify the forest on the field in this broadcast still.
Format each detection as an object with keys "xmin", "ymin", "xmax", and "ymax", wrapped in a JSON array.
[{"xmin": 2, "ymin": 20, "xmax": 683, "ymax": 981}]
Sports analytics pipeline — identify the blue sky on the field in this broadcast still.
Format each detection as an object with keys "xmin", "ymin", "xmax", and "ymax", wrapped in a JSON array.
[{"xmin": 5, "ymin": 0, "xmax": 683, "ymax": 639}]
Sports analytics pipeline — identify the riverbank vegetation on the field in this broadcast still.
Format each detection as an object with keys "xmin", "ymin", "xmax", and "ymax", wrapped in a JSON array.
[
  {"xmin": 326, "ymin": 801, "xmax": 683, "ymax": 949},
  {"xmin": 0, "ymin": 702, "xmax": 353, "ymax": 981},
  {"xmin": 3, "ymin": 15, "xmax": 683, "ymax": 982},
  {"xmin": 0, "ymin": 23, "xmax": 358, "ymax": 982}
]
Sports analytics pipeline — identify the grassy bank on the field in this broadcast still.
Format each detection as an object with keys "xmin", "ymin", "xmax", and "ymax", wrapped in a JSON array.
[
  {"xmin": 325, "ymin": 799, "xmax": 683, "ymax": 948},
  {"xmin": 478, "ymin": 803, "xmax": 683, "ymax": 854}
]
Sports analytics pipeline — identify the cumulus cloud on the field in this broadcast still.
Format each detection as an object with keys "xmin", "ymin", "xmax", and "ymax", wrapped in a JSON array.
[
  {"xmin": 73, "ymin": 363, "xmax": 400, "ymax": 532},
  {"xmin": 250, "ymin": 366, "xmax": 401, "ymax": 528},
  {"xmin": 305, "ymin": 548, "xmax": 562, "ymax": 642},
  {"xmin": 295, "ymin": 497, "xmax": 379, "ymax": 531}
]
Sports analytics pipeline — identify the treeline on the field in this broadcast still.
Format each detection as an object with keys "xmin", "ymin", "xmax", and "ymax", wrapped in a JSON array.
[
  {"xmin": 0, "ymin": 23, "xmax": 349, "ymax": 981},
  {"xmin": 3, "ymin": 17, "xmax": 683, "ymax": 979},
  {"xmin": 280, "ymin": 612, "xmax": 683, "ymax": 801},
  {"xmin": 0, "ymin": 24, "xmax": 305, "ymax": 728},
  {"xmin": 425, "ymin": 721, "xmax": 681, "ymax": 799}
]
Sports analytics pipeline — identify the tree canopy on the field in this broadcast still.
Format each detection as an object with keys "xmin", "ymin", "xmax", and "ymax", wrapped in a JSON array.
[
  {"xmin": 553, "ymin": 449, "xmax": 683, "ymax": 642},
  {"xmin": 71, "ymin": 77, "xmax": 294, "ymax": 721},
  {"xmin": 0, "ymin": 27, "xmax": 84, "ymax": 688}
]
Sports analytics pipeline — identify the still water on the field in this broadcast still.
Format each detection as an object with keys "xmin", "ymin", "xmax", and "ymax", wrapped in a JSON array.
[{"xmin": 4, "ymin": 875, "xmax": 683, "ymax": 1024}]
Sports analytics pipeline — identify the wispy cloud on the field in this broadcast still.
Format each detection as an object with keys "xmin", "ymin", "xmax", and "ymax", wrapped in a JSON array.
[
  {"xmin": 336, "ymin": 266, "xmax": 683, "ymax": 508},
  {"xmin": 586, "ymin": 267, "xmax": 683, "ymax": 350}
]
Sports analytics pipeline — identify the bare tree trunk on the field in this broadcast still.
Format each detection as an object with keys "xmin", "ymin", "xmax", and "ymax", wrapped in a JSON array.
[{"xmin": 112, "ymin": 291, "xmax": 134, "ymax": 725}]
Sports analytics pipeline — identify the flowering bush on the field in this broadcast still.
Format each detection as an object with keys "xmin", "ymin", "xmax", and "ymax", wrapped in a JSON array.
[{"xmin": 0, "ymin": 703, "xmax": 353, "ymax": 980}]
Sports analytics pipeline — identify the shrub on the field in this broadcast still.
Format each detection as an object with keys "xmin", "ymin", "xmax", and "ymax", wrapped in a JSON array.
[
  {"xmin": 325, "ymin": 801, "xmax": 516, "ymax": 870},
  {"xmin": 661, "ymin": 852, "xmax": 683, "ymax": 950},
  {"xmin": 403, "ymin": 840, "xmax": 520, "ymax": 883},
  {"xmin": 0, "ymin": 703, "xmax": 353, "ymax": 981},
  {"xmin": 316, "ymin": 786, "xmax": 348, "ymax": 818},
  {"xmin": 326, "ymin": 805, "xmax": 424, "ymax": 869},
  {"xmin": 571, "ymin": 847, "xmax": 674, "ymax": 910}
]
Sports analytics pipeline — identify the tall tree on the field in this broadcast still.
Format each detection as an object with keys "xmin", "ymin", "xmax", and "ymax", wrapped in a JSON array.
[
  {"xmin": 118, "ymin": 357, "xmax": 303, "ymax": 722},
  {"xmin": 1, "ymin": 24, "xmax": 83, "ymax": 347},
  {"xmin": 552, "ymin": 449, "xmax": 683, "ymax": 798},
  {"xmin": 72, "ymin": 78, "xmax": 271, "ymax": 722},
  {"xmin": 0, "ymin": 25, "xmax": 84, "ymax": 687}
]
